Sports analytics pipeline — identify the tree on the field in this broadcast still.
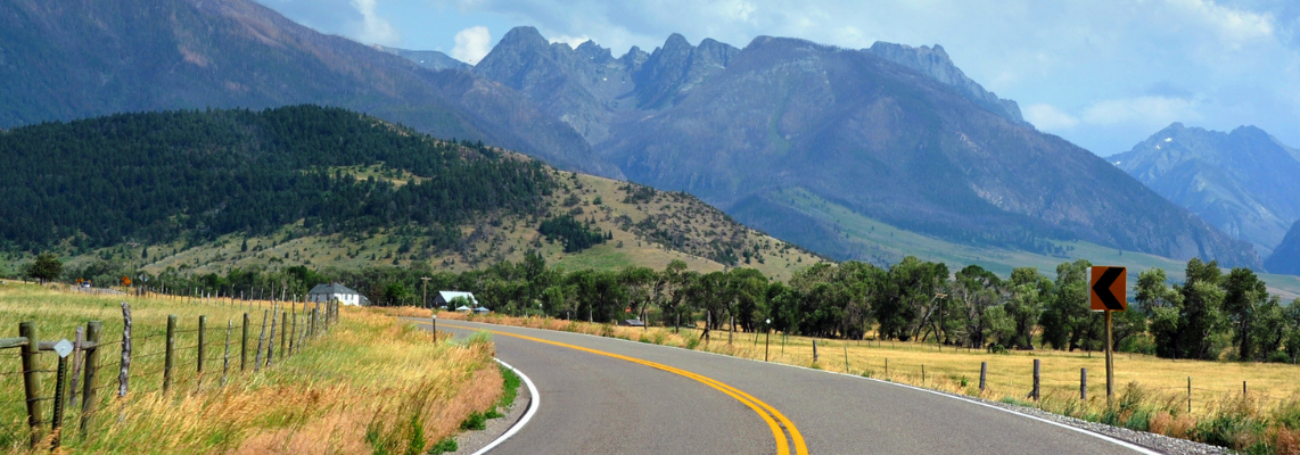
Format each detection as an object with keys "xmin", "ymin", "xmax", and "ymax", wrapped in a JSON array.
[
  {"xmin": 1223, "ymin": 267, "xmax": 1268, "ymax": 360},
  {"xmin": 25, "ymin": 252, "xmax": 63, "ymax": 284},
  {"xmin": 1006, "ymin": 267, "xmax": 1051, "ymax": 349},
  {"xmin": 1040, "ymin": 260, "xmax": 1098, "ymax": 351},
  {"xmin": 1177, "ymin": 259, "xmax": 1227, "ymax": 360},
  {"xmin": 1137, "ymin": 268, "xmax": 1182, "ymax": 358}
]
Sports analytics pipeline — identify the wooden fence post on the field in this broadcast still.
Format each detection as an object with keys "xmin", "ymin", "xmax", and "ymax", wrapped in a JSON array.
[
  {"xmin": 288, "ymin": 313, "xmax": 296, "ymax": 356},
  {"xmin": 1188, "ymin": 377, "xmax": 1192, "ymax": 413},
  {"xmin": 20, "ymin": 321, "xmax": 44, "ymax": 448},
  {"xmin": 266, "ymin": 307, "xmax": 278, "ymax": 367},
  {"xmin": 1031, "ymin": 359, "xmax": 1041, "ymax": 402},
  {"xmin": 240, "ymin": 313, "xmax": 249, "ymax": 371},
  {"xmin": 979, "ymin": 362, "xmax": 987, "ymax": 392},
  {"xmin": 812, "ymin": 340, "xmax": 818, "ymax": 363},
  {"xmin": 279, "ymin": 312, "xmax": 287, "ymax": 362},
  {"xmin": 119, "ymin": 302, "xmax": 132, "ymax": 399},
  {"xmin": 164, "ymin": 315, "xmax": 176, "ymax": 393},
  {"xmin": 197, "ymin": 316, "xmax": 207, "ymax": 375},
  {"xmin": 68, "ymin": 327, "xmax": 84, "ymax": 408},
  {"xmin": 1081, "ymin": 368, "xmax": 1087, "ymax": 400},
  {"xmin": 80, "ymin": 321, "xmax": 102, "ymax": 435},
  {"xmin": 221, "ymin": 321, "xmax": 231, "ymax": 387},
  {"xmin": 254, "ymin": 310, "xmax": 268, "ymax": 372}
]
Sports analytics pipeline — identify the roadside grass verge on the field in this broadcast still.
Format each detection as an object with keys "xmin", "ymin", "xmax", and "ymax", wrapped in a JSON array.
[
  {"xmin": 0, "ymin": 283, "xmax": 502, "ymax": 454},
  {"xmin": 429, "ymin": 310, "xmax": 1300, "ymax": 454}
]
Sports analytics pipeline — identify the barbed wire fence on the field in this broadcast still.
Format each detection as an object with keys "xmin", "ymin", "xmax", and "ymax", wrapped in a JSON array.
[{"xmin": 0, "ymin": 293, "xmax": 340, "ymax": 450}]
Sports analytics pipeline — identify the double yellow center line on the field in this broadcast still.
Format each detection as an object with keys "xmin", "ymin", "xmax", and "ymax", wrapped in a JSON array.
[{"xmin": 439, "ymin": 322, "xmax": 808, "ymax": 455}]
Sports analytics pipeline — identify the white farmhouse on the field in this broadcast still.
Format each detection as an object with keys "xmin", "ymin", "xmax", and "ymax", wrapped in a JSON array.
[{"xmin": 308, "ymin": 282, "xmax": 370, "ymax": 306}]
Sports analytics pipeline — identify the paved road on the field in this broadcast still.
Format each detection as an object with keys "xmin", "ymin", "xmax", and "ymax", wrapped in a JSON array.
[{"xmin": 426, "ymin": 319, "xmax": 1151, "ymax": 455}]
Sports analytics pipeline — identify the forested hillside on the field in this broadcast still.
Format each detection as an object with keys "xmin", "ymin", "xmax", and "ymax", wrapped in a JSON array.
[
  {"xmin": 0, "ymin": 106, "xmax": 823, "ymax": 281},
  {"xmin": 0, "ymin": 105, "xmax": 553, "ymax": 251}
]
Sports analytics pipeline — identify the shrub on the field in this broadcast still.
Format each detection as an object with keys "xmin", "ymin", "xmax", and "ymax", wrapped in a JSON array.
[
  {"xmin": 428, "ymin": 438, "xmax": 457, "ymax": 454},
  {"xmin": 460, "ymin": 411, "xmax": 488, "ymax": 431}
]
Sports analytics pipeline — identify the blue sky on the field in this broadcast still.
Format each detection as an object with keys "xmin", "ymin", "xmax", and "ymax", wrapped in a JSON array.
[{"xmin": 256, "ymin": 0, "xmax": 1300, "ymax": 156}]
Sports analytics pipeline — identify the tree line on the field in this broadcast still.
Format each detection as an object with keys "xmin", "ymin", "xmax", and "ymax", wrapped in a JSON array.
[{"xmin": 44, "ymin": 251, "xmax": 1300, "ymax": 364}]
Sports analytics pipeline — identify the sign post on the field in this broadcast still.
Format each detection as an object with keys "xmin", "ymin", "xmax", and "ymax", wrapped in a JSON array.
[{"xmin": 1089, "ymin": 266, "xmax": 1127, "ymax": 409}]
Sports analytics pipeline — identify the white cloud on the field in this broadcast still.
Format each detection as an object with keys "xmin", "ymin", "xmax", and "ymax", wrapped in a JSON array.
[
  {"xmin": 1080, "ymin": 96, "xmax": 1199, "ymax": 127},
  {"xmin": 549, "ymin": 34, "xmax": 592, "ymax": 50},
  {"xmin": 1024, "ymin": 103, "xmax": 1080, "ymax": 131},
  {"xmin": 350, "ymin": 0, "xmax": 400, "ymax": 45},
  {"xmin": 1167, "ymin": 0, "xmax": 1274, "ymax": 45},
  {"xmin": 452, "ymin": 26, "xmax": 493, "ymax": 64}
]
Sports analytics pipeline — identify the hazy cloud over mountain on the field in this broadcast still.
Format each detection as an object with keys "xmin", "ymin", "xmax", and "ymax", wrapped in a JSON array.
[{"xmin": 254, "ymin": 0, "xmax": 1300, "ymax": 156}]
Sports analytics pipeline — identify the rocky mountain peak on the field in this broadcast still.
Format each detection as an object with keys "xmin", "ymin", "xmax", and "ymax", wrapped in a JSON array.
[
  {"xmin": 867, "ymin": 41, "xmax": 1025, "ymax": 124},
  {"xmin": 1110, "ymin": 123, "xmax": 1300, "ymax": 260},
  {"xmin": 496, "ymin": 26, "xmax": 550, "ymax": 51},
  {"xmin": 575, "ymin": 40, "xmax": 613, "ymax": 63}
]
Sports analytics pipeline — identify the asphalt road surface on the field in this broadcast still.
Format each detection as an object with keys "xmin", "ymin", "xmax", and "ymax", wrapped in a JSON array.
[{"xmin": 426, "ymin": 319, "xmax": 1152, "ymax": 455}]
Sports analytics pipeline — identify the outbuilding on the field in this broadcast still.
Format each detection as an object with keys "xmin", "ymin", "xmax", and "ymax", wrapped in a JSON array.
[
  {"xmin": 434, "ymin": 291, "xmax": 479, "ymax": 309},
  {"xmin": 308, "ymin": 282, "xmax": 370, "ymax": 306}
]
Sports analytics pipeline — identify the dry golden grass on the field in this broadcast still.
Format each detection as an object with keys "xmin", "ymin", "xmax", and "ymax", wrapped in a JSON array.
[{"xmin": 0, "ymin": 282, "xmax": 501, "ymax": 454}]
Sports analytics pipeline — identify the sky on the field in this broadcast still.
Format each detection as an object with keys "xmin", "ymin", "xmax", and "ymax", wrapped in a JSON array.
[{"xmin": 256, "ymin": 0, "xmax": 1300, "ymax": 156}]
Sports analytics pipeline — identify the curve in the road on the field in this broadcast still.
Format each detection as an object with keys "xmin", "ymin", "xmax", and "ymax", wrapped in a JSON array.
[{"xmin": 443, "ymin": 322, "xmax": 808, "ymax": 455}]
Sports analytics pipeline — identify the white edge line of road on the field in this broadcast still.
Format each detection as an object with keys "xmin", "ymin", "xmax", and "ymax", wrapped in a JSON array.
[
  {"xmin": 439, "ymin": 318, "xmax": 1163, "ymax": 455},
  {"xmin": 470, "ymin": 358, "xmax": 540, "ymax": 455}
]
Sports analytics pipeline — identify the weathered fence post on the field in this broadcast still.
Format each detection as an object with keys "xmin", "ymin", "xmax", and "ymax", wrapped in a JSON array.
[
  {"xmin": 1031, "ymin": 359, "xmax": 1041, "ymax": 402},
  {"xmin": 922, "ymin": 365, "xmax": 926, "ymax": 384},
  {"xmin": 289, "ymin": 313, "xmax": 297, "ymax": 356},
  {"xmin": 164, "ymin": 315, "xmax": 176, "ymax": 393},
  {"xmin": 979, "ymin": 362, "xmax": 987, "ymax": 392},
  {"xmin": 311, "ymin": 308, "xmax": 319, "ymax": 338},
  {"xmin": 254, "ymin": 310, "xmax": 268, "ymax": 372},
  {"xmin": 279, "ymin": 312, "xmax": 287, "ymax": 362},
  {"xmin": 1080, "ymin": 368, "xmax": 1087, "ymax": 400},
  {"xmin": 1244, "ymin": 381, "xmax": 1248, "ymax": 397},
  {"xmin": 1188, "ymin": 377, "xmax": 1192, "ymax": 413},
  {"xmin": 197, "ymin": 316, "xmax": 207, "ymax": 376},
  {"xmin": 80, "ymin": 321, "xmax": 102, "ymax": 435},
  {"xmin": 68, "ymin": 327, "xmax": 84, "ymax": 408},
  {"xmin": 240, "ymin": 313, "xmax": 249, "ymax": 371},
  {"xmin": 119, "ymin": 302, "xmax": 132, "ymax": 399},
  {"xmin": 812, "ymin": 340, "xmax": 818, "ymax": 364},
  {"xmin": 20, "ymin": 321, "xmax": 44, "ymax": 447},
  {"xmin": 885, "ymin": 358, "xmax": 888, "ymax": 377},
  {"xmin": 221, "ymin": 321, "xmax": 231, "ymax": 386},
  {"xmin": 266, "ymin": 307, "xmax": 278, "ymax": 367}
]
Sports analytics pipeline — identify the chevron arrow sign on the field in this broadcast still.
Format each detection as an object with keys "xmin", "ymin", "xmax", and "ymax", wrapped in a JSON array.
[{"xmin": 1089, "ymin": 266, "xmax": 1127, "ymax": 311}]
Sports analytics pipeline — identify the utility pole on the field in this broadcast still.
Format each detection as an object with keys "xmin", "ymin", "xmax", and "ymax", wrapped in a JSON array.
[{"xmin": 421, "ymin": 277, "xmax": 431, "ymax": 309}]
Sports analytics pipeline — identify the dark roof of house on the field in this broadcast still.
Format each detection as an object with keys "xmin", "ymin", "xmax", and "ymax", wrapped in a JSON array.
[{"xmin": 307, "ymin": 282, "xmax": 358, "ymax": 295}]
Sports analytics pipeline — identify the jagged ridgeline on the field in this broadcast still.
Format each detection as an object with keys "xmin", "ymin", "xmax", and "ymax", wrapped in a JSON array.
[{"xmin": 0, "ymin": 105, "xmax": 553, "ymax": 251}]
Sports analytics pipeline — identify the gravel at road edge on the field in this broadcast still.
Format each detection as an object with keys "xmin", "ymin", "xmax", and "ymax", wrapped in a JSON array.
[{"xmin": 447, "ymin": 364, "xmax": 532, "ymax": 455}]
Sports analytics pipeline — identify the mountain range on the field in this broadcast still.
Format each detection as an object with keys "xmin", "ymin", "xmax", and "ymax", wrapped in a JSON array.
[
  {"xmin": 0, "ymin": 0, "xmax": 617, "ymax": 177},
  {"xmin": 0, "ymin": 0, "xmax": 1264, "ymax": 270},
  {"xmin": 1110, "ymin": 123, "xmax": 1300, "ymax": 264},
  {"xmin": 471, "ymin": 28, "xmax": 1258, "ymax": 268}
]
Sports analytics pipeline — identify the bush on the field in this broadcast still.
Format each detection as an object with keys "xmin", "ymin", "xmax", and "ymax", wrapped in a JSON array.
[
  {"xmin": 460, "ymin": 411, "xmax": 488, "ymax": 431},
  {"xmin": 427, "ymin": 437, "xmax": 457, "ymax": 454}
]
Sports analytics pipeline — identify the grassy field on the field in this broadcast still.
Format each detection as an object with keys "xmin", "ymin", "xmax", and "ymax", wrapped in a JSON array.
[
  {"xmin": 0, "ymin": 282, "xmax": 502, "ymax": 454},
  {"xmin": 441, "ymin": 311, "xmax": 1300, "ymax": 453}
]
